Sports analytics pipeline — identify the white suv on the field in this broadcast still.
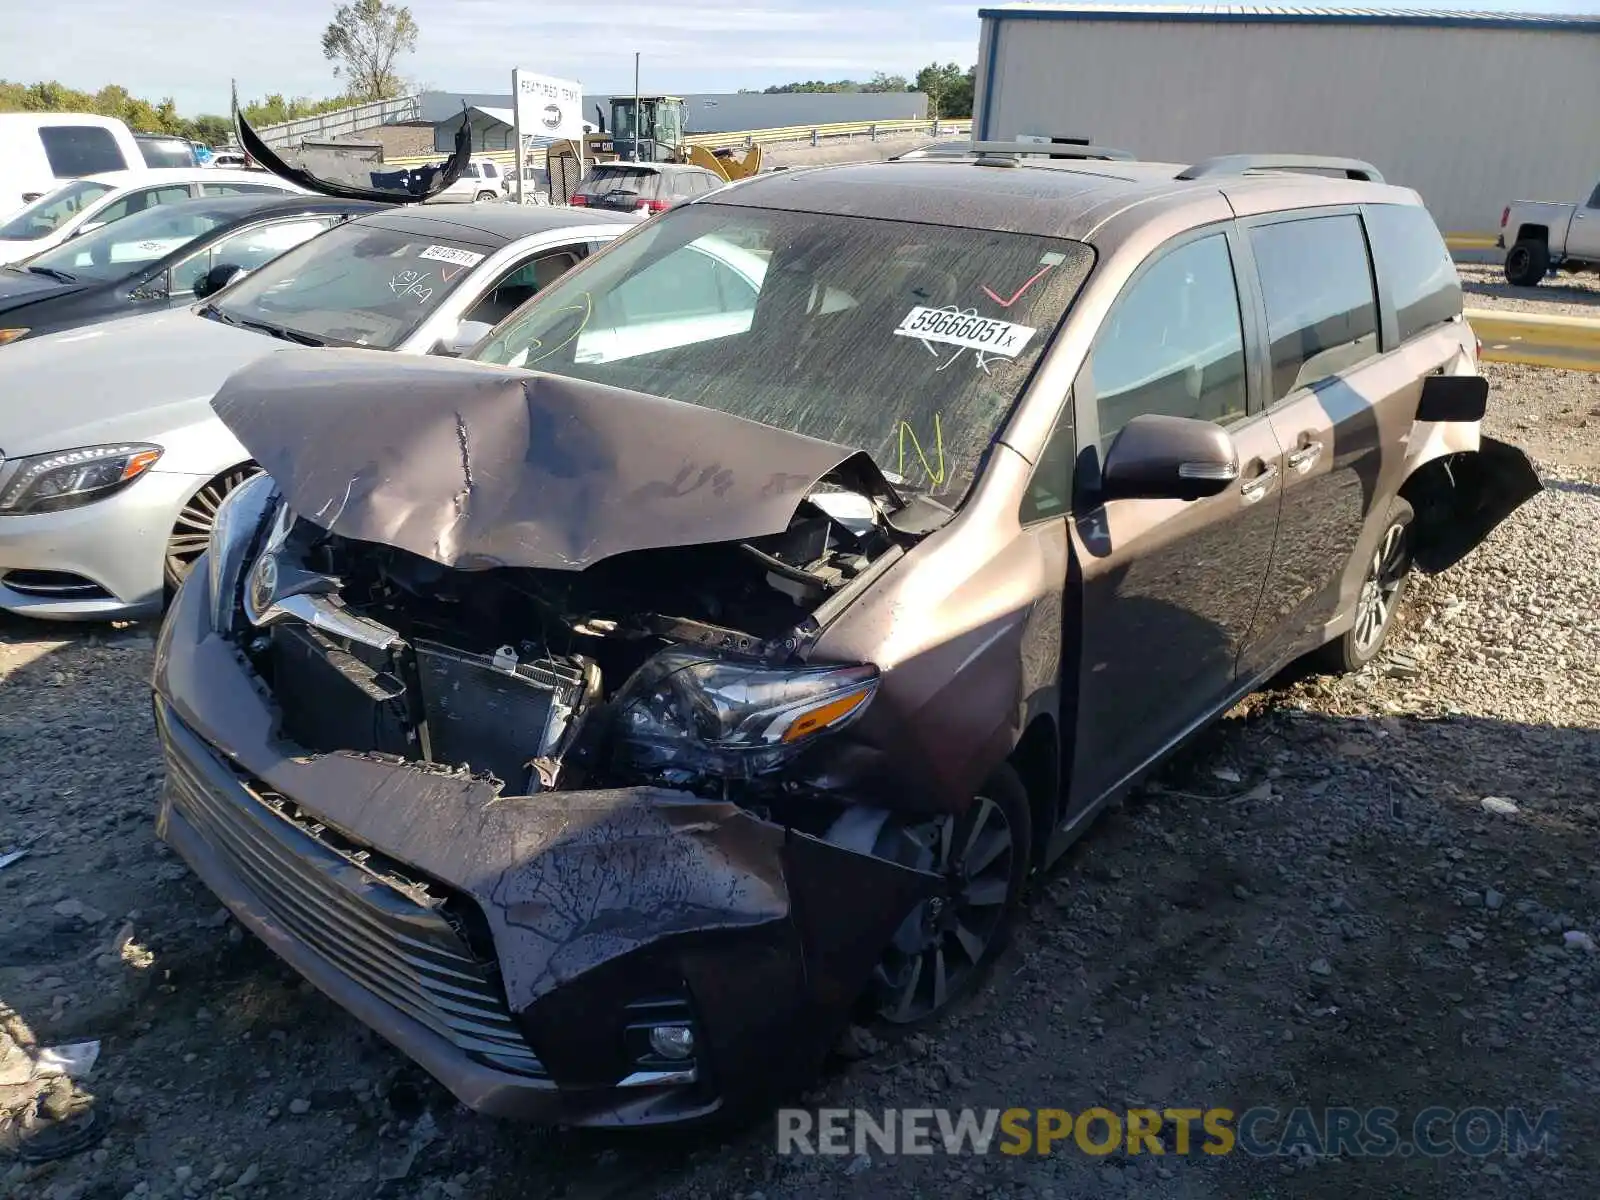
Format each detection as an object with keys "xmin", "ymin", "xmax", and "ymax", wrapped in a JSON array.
[{"xmin": 427, "ymin": 158, "xmax": 504, "ymax": 204}]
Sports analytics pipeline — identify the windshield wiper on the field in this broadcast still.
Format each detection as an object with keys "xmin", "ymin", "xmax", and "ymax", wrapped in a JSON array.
[
  {"xmin": 203, "ymin": 305, "xmax": 323, "ymax": 346},
  {"xmin": 25, "ymin": 265, "xmax": 75, "ymax": 283}
]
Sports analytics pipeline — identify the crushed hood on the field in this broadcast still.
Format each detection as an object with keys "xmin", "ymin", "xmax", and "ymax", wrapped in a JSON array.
[{"xmin": 210, "ymin": 347, "xmax": 884, "ymax": 571}]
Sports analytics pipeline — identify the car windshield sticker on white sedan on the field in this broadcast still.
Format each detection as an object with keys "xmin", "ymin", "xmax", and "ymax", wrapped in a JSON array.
[
  {"xmin": 418, "ymin": 245, "xmax": 484, "ymax": 267},
  {"xmin": 894, "ymin": 306, "xmax": 1036, "ymax": 357}
]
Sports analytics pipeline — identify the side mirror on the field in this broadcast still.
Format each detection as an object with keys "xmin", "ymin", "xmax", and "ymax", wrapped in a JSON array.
[
  {"xmin": 1101, "ymin": 413, "xmax": 1240, "ymax": 502},
  {"xmin": 71, "ymin": 221, "xmax": 105, "ymax": 239},
  {"xmin": 195, "ymin": 263, "xmax": 245, "ymax": 300},
  {"xmin": 436, "ymin": 319, "xmax": 494, "ymax": 357},
  {"xmin": 1416, "ymin": 373, "xmax": 1488, "ymax": 423},
  {"xmin": 130, "ymin": 276, "xmax": 169, "ymax": 302}
]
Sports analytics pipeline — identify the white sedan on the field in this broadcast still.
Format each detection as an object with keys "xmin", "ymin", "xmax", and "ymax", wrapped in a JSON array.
[
  {"xmin": 0, "ymin": 203, "xmax": 636, "ymax": 621},
  {"xmin": 0, "ymin": 168, "xmax": 304, "ymax": 265}
]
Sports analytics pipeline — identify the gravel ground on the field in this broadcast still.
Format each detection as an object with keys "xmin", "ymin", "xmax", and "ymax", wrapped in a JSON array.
[
  {"xmin": 1459, "ymin": 262, "xmax": 1600, "ymax": 319},
  {"xmin": 3, "ymin": 366, "xmax": 1599, "ymax": 1200}
]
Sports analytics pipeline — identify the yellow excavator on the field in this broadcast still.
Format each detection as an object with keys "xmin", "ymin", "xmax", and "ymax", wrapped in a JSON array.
[{"xmin": 546, "ymin": 95, "xmax": 762, "ymax": 203}]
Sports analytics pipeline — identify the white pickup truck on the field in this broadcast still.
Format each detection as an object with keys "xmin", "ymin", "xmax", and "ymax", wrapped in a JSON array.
[{"xmin": 1499, "ymin": 178, "xmax": 1600, "ymax": 286}]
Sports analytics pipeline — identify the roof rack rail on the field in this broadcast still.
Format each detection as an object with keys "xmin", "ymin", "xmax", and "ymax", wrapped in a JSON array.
[
  {"xmin": 1177, "ymin": 154, "xmax": 1384, "ymax": 183},
  {"xmin": 910, "ymin": 140, "xmax": 1136, "ymax": 162}
]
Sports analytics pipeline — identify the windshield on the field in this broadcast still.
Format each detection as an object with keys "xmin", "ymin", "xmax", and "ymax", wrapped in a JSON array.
[
  {"xmin": 0, "ymin": 180, "xmax": 113, "ymax": 241},
  {"xmin": 24, "ymin": 203, "xmax": 228, "ymax": 282},
  {"xmin": 474, "ymin": 205, "xmax": 1094, "ymax": 502},
  {"xmin": 210, "ymin": 221, "xmax": 493, "ymax": 350}
]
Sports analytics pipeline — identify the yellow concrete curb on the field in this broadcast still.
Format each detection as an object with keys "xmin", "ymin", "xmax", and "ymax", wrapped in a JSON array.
[{"xmin": 1466, "ymin": 307, "xmax": 1600, "ymax": 371}]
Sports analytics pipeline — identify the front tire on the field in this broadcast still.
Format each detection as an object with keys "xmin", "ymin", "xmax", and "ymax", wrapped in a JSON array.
[
  {"xmin": 475, "ymin": 190, "xmax": 498, "ymax": 203},
  {"xmin": 164, "ymin": 466, "xmax": 261, "ymax": 590},
  {"xmin": 1315, "ymin": 498, "xmax": 1414, "ymax": 674},
  {"xmin": 1504, "ymin": 239, "xmax": 1549, "ymax": 287},
  {"xmin": 870, "ymin": 764, "xmax": 1032, "ymax": 1026}
]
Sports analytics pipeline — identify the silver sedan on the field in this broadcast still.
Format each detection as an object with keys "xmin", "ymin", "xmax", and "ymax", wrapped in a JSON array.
[{"xmin": 0, "ymin": 203, "xmax": 634, "ymax": 620}]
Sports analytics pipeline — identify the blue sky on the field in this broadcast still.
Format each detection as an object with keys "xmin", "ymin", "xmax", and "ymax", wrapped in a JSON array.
[{"xmin": 4, "ymin": 0, "xmax": 1598, "ymax": 116}]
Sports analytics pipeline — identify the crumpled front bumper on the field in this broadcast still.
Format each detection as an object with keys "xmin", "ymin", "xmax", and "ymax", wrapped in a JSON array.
[{"xmin": 151, "ymin": 573, "xmax": 936, "ymax": 1127}]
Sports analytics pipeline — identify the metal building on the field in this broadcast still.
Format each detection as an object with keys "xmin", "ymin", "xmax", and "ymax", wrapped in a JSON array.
[
  {"xmin": 421, "ymin": 90, "xmax": 930, "ymax": 151},
  {"xmin": 974, "ymin": 4, "xmax": 1600, "ymax": 236}
]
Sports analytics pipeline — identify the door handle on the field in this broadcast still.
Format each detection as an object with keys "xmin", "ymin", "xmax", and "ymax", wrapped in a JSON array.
[
  {"xmin": 1240, "ymin": 463, "xmax": 1278, "ymax": 503},
  {"xmin": 1287, "ymin": 440, "xmax": 1324, "ymax": 472}
]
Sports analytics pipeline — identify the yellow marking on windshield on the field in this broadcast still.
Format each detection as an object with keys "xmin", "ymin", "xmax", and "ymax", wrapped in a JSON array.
[
  {"xmin": 897, "ymin": 414, "xmax": 946, "ymax": 488},
  {"xmin": 525, "ymin": 291, "xmax": 594, "ymax": 366}
]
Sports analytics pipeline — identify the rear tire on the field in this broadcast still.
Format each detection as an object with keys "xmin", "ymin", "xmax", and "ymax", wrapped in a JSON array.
[
  {"xmin": 869, "ymin": 763, "xmax": 1032, "ymax": 1027},
  {"xmin": 475, "ymin": 190, "xmax": 498, "ymax": 203},
  {"xmin": 1314, "ymin": 497, "xmax": 1414, "ymax": 674},
  {"xmin": 1504, "ymin": 239, "xmax": 1549, "ymax": 287}
]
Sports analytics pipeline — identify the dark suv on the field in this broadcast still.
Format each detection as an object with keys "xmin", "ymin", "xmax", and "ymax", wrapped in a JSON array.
[
  {"xmin": 153, "ymin": 144, "xmax": 1540, "ymax": 1128},
  {"xmin": 569, "ymin": 162, "xmax": 724, "ymax": 215}
]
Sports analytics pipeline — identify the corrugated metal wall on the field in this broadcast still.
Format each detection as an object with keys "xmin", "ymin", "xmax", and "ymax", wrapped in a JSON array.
[{"xmin": 975, "ymin": 16, "xmax": 1600, "ymax": 234}]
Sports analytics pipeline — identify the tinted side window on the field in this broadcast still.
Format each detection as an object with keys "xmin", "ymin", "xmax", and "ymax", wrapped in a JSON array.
[
  {"xmin": 1363, "ymin": 205, "xmax": 1462, "ymax": 344},
  {"xmin": 171, "ymin": 218, "xmax": 336, "ymax": 296},
  {"xmin": 1249, "ymin": 214, "xmax": 1378, "ymax": 402},
  {"xmin": 1083, "ymin": 233, "xmax": 1248, "ymax": 452},
  {"xmin": 38, "ymin": 126, "xmax": 128, "ymax": 176},
  {"xmin": 96, "ymin": 185, "xmax": 193, "ymax": 224},
  {"xmin": 201, "ymin": 182, "xmax": 288, "ymax": 196}
]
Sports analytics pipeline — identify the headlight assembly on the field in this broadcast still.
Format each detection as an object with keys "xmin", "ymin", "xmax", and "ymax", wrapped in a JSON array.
[
  {"xmin": 205, "ymin": 473, "xmax": 278, "ymax": 632},
  {"xmin": 614, "ymin": 647, "xmax": 879, "ymax": 777},
  {"xmin": 0, "ymin": 443, "xmax": 162, "ymax": 515},
  {"xmin": 0, "ymin": 328, "xmax": 29, "ymax": 346}
]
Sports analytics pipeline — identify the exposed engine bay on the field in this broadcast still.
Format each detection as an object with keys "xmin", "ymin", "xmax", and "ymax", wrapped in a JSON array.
[{"xmin": 236, "ymin": 478, "xmax": 906, "ymax": 801}]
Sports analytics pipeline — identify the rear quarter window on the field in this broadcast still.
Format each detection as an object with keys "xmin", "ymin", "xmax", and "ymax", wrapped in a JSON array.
[
  {"xmin": 38, "ymin": 125, "xmax": 128, "ymax": 176},
  {"xmin": 1363, "ymin": 204, "xmax": 1463, "ymax": 344},
  {"xmin": 1248, "ymin": 214, "xmax": 1379, "ymax": 402}
]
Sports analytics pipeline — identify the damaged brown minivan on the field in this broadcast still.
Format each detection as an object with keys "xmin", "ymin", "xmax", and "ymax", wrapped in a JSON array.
[{"xmin": 152, "ymin": 147, "xmax": 1540, "ymax": 1127}]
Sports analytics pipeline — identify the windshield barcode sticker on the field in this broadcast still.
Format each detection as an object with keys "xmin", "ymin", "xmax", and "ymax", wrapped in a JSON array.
[
  {"xmin": 418, "ymin": 245, "xmax": 484, "ymax": 267},
  {"xmin": 894, "ymin": 307, "xmax": 1035, "ymax": 357}
]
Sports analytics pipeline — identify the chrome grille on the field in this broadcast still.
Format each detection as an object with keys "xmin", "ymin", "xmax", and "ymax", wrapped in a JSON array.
[{"xmin": 159, "ymin": 709, "xmax": 544, "ymax": 1076}]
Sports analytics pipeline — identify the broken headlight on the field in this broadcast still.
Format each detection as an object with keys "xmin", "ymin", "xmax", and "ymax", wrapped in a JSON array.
[
  {"xmin": 205, "ymin": 473, "xmax": 277, "ymax": 631},
  {"xmin": 614, "ymin": 647, "xmax": 878, "ymax": 777}
]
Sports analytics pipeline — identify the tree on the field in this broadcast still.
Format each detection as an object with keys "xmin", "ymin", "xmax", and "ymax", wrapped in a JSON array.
[
  {"xmin": 321, "ymin": 0, "xmax": 418, "ymax": 102},
  {"xmin": 913, "ymin": 62, "xmax": 975, "ymax": 119},
  {"xmin": 861, "ymin": 71, "xmax": 909, "ymax": 93},
  {"xmin": 762, "ymin": 79, "xmax": 863, "ymax": 94},
  {"xmin": 241, "ymin": 92, "xmax": 352, "ymax": 127},
  {"xmin": 0, "ymin": 76, "xmax": 344, "ymax": 144},
  {"xmin": 188, "ymin": 114, "xmax": 234, "ymax": 145}
]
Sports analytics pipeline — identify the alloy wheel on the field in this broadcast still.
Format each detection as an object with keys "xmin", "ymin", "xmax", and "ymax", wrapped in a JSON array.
[
  {"xmin": 1352, "ymin": 519, "xmax": 1409, "ymax": 656},
  {"xmin": 165, "ymin": 467, "xmax": 261, "ymax": 587},
  {"xmin": 875, "ymin": 795, "xmax": 1016, "ymax": 1024}
]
